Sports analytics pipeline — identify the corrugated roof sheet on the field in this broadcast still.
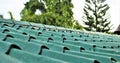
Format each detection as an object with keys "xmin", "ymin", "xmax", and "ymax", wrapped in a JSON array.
[{"xmin": 0, "ymin": 18, "xmax": 120, "ymax": 63}]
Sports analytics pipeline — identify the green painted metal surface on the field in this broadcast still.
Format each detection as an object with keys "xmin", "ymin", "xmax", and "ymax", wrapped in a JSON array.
[{"xmin": 0, "ymin": 18, "xmax": 120, "ymax": 63}]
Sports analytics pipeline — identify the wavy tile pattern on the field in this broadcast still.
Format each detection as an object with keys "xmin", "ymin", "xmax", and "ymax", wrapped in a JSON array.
[{"xmin": 0, "ymin": 19, "xmax": 120, "ymax": 63}]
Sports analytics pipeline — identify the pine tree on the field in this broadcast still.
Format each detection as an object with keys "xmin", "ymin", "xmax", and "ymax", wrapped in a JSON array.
[{"xmin": 83, "ymin": 0, "xmax": 112, "ymax": 32}]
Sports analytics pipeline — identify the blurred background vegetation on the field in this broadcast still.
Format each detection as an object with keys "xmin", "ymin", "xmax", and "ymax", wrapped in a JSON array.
[
  {"xmin": 20, "ymin": 0, "xmax": 83, "ymax": 30},
  {"xmin": 1, "ymin": 0, "xmax": 113, "ymax": 33},
  {"xmin": 83, "ymin": 0, "xmax": 112, "ymax": 33}
]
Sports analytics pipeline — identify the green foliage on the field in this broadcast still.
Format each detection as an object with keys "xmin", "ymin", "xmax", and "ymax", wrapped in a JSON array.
[
  {"xmin": 72, "ymin": 20, "xmax": 83, "ymax": 30},
  {"xmin": 0, "ymin": 15, "xmax": 3, "ymax": 18},
  {"xmin": 20, "ymin": 0, "xmax": 83, "ymax": 30},
  {"xmin": 8, "ymin": 11, "xmax": 14, "ymax": 20},
  {"xmin": 83, "ymin": 0, "xmax": 112, "ymax": 32}
]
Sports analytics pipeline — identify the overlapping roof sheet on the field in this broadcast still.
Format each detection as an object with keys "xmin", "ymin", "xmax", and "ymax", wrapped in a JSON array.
[{"xmin": 0, "ymin": 18, "xmax": 120, "ymax": 63}]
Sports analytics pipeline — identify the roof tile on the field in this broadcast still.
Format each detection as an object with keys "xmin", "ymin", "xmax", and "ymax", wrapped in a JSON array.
[{"xmin": 0, "ymin": 18, "xmax": 120, "ymax": 63}]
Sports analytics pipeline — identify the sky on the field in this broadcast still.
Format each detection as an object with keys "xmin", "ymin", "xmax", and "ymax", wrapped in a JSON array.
[{"xmin": 0, "ymin": 0, "xmax": 120, "ymax": 31}]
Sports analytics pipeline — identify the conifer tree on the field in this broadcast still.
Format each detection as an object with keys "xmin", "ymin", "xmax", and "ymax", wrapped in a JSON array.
[{"xmin": 83, "ymin": 0, "xmax": 112, "ymax": 32}]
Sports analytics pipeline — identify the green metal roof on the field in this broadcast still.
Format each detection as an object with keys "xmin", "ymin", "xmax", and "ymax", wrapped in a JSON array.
[{"xmin": 0, "ymin": 18, "xmax": 120, "ymax": 63}]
